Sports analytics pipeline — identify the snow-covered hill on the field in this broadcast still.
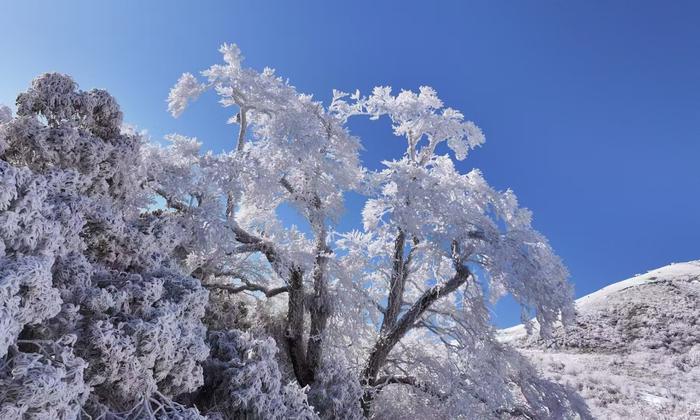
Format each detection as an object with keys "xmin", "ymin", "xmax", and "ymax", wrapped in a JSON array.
[{"xmin": 499, "ymin": 261, "xmax": 700, "ymax": 419}]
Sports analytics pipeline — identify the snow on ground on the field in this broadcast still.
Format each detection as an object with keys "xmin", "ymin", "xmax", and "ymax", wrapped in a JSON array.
[
  {"xmin": 576, "ymin": 261, "xmax": 700, "ymax": 309},
  {"xmin": 498, "ymin": 261, "xmax": 700, "ymax": 419}
]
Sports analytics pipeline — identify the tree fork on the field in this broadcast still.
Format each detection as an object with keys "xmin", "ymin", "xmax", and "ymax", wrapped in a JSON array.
[{"xmin": 361, "ymin": 254, "xmax": 471, "ymax": 415}]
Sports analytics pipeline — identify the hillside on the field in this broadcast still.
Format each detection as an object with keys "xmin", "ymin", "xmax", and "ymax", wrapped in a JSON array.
[{"xmin": 499, "ymin": 261, "xmax": 700, "ymax": 419}]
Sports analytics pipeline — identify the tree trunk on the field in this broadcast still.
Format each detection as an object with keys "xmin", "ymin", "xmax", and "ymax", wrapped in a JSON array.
[
  {"xmin": 286, "ymin": 267, "xmax": 312, "ymax": 386},
  {"xmin": 361, "ymin": 264, "xmax": 471, "ymax": 416},
  {"xmin": 381, "ymin": 230, "xmax": 406, "ymax": 334},
  {"xmin": 305, "ymin": 232, "xmax": 331, "ymax": 382}
]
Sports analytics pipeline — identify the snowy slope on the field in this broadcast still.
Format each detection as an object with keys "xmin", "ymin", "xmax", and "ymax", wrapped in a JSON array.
[{"xmin": 498, "ymin": 261, "xmax": 700, "ymax": 419}]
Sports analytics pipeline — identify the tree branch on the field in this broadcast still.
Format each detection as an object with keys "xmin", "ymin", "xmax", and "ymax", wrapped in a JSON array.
[
  {"xmin": 362, "ymin": 241, "xmax": 472, "ymax": 414},
  {"xmin": 380, "ymin": 230, "xmax": 406, "ymax": 334},
  {"xmin": 225, "ymin": 243, "xmax": 268, "ymax": 255},
  {"xmin": 372, "ymin": 375, "xmax": 448, "ymax": 401},
  {"xmin": 279, "ymin": 176, "xmax": 322, "ymax": 215},
  {"xmin": 154, "ymin": 188, "xmax": 188, "ymax": 212},
  {"xmin": 203, "ymin": 282, "xmax": 288, "ymax": 298},
  {"xmin": 236, "ymin": 107, "xmax": 248, "ymax": 152},
  {"xmin": 224, "ymin": 224, "xmax": 284, "ymax": 277},
  {"xmin": 204, "ymin": 270, "xmax": 289, "ymax": 298},
  {"xmin": 286, "ymin": 267, "xmax": 311, "ymax": 385},
  {"xmin": 363, "ymin": 268, "xmax": 471, "ymax": 381},
  {"xmin": 224, "ymin": 224, "xmax": 313, "ymax": 388}
]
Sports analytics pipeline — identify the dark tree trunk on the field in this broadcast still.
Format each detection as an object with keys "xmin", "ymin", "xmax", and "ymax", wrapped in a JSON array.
[
  {"xmin": 305, "ymin": 235, "xmax": 331, "ymax": 382},
  {"xmin": 361, "ymin": 264, "xmax": 471, "ymax": 416},
  {"xmin": 286, "ymin": 267, "xmax": 312, "ymax": 386},
  {"xmin": 381, "ymin": 230, "xmax": 406, "ymax": 334}
]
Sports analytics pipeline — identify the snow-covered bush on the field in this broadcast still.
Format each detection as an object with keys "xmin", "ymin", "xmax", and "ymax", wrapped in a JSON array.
[
  {"xmin": 196, "ymin": 330, "xmax": 317, "ymax": 419},
  {"xmin": 0, "ymin": 336, "xmax": 89, "ymax": 419},
  {"xmin": 307, "ymin": 351, "xmax": 364, "ymax": 420},
  {"xmin": 0, "ymin": 74, "xmax": 210, "ymax": 418}
]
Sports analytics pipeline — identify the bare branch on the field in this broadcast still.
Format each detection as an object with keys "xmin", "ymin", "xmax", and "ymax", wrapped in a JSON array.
[
  {"xmin": 204, "ymin": 270, "xmax": 288, "ymax": 298},
  {"xmin": 224, "ymin": 224, "xmax": 284, "ymax": 277},
  {"xmin": 280, "ymin": 176, "xmax": 323, "ymax": 212},
  {"xmin": 226, "ymin": 191, "xmax": 236, "ymax": 219},
  {"xmin": 225, "ymin": 243, "xmax": 267, "ymax": 255},
  {"xmin": 280, "ymin": 176, "xmax": 296, "ymax": 195}
]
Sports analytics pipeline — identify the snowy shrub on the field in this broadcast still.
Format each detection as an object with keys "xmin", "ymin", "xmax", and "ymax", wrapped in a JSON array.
[
  {"xmin": 307, "ymin": 351, "xmax": 363, "ymax": 420},
  {"xmin": 0, "ymin": 74, "xmax": 209, "ymax": 418},
  {"xmin": 0, "ymin": 336, "xmax": 89, "ymax": 419},
  {"xmin": 195, "ymin": 330, "xmax": 317, "ymax": 419}
]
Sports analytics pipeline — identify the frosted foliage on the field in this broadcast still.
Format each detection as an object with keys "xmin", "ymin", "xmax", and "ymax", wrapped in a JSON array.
[
  {"xmin": 0, "ymin": 256, "xmax": 60, "ymax": 357},
  {"xmin": 333, "ymin": 83, "xmax": 574, "ymax": 337},
  {"xmin": 4, "ymin": 74, "xmax": 145, "ymax": 210},
  {"xmin": 0, "ymin": 337, "xmax": 89, "ymax": 419},
  {"xmin": 83, "ymin": 270, "xmax": 209, "ymax": 405},
  {"xmin": 0, "ymin": 74, "xmax": 208, "ymax": 419},
  {"xmin": 142, "ymin": 134, "xmax": 248, "ymax": 274},
  {"xmin": 0, "ymin": 105, "xmax": 11, "ymax": 124},
  {"xmin": 346, "ymin": 274, "xmax": 586, "ymax": 419},
  {"xmin": 168, "ymin": 73, "xmax": 206, "ymax": 118},
  {"xmin": 328, "ymin": 77, "xmax": 578, "ymax": 417},
  {"xmin": 342, "ymin": 154, "xmax": 573, "ymax": 339},
  {"xmin": 0, "ymin": 161, "xmax": 72, "ymax": 357},
  {"xmin": 307, "ymin": 351, "xmax": 363, "ymax": 420},
  {"xmin": 197, "ymin": 330, "xmax": 317, "ymax": 419},
  {"xmin": 166, "ymin": 43, "xmax": 363, "ymax": 232},
  {"xmin": 331, "ymin": 86, "xmax": 484, "ymax": 162}
]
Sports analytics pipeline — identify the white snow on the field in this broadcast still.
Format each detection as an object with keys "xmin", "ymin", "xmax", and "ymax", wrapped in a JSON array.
[
  {"xmin": 498, "ymin": 260, "xmax": 700, "ymax": 343},
  {"xmin": 576, "ymin": 261, "xmax": 700, "ymax": 309},
  {"xmin": 499, "ymin": 260, "xmax": 700, "ymax": 419}
]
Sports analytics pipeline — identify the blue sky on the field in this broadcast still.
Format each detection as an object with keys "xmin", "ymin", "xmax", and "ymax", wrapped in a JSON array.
[{"xmin": 2, "ymin": 1, "xmax": 698, "ymax": 327}]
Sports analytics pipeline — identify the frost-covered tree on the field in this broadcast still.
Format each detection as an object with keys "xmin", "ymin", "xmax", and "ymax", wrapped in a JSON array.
[
  {"xmin": 159, "ymin": 44, "xmax": 590, "ymax": 419},
  {"xmin": 1, "ymin": 44, "xmax": 590, "ymax": 419},
  {"xmin": 156, "ymin": 44, "xmax": 363, "ymax": 393}
]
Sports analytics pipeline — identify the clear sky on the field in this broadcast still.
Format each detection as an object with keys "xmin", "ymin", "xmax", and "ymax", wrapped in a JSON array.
[{"xmin": 2, "ymin": 1, "xmax": 698, "ymax": 327}]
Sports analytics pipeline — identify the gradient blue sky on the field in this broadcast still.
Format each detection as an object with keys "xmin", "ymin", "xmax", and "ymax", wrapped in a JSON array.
[{"xmin": 2, "ymin": 1, "xmax": 698, "ymax": 326}]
